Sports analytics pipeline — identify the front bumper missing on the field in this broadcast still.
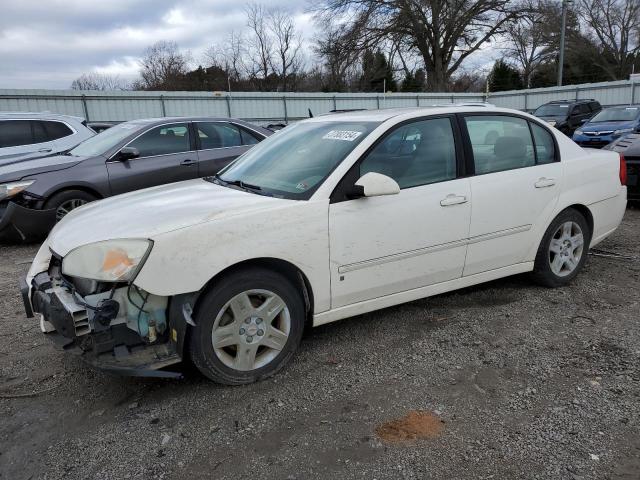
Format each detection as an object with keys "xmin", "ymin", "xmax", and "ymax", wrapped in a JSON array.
[
  {"xmin": 28, "ymin": 272, "xmax": 183, "ymax": 378},
  {"xmin": 0, "ymin": 201, "xmax": 56, "ymax": 242}
]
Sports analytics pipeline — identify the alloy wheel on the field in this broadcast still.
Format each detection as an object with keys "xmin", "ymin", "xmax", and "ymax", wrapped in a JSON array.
[
  {"xmin": 55, "ymin": 198, "xmax": 88, "ymax": 222},
  {"xmin": 211, "ymin": 289, "xmax": 291, "ymax": 371},
  {"xmin": 548, "ymin": 221, "xmax": 584, "ymax": 277}
]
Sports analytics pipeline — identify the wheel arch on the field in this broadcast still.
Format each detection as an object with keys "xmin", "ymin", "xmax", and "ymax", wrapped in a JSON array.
[
  {"xmin": 563, "ymin": 203, "xmax": 594, "ymax": 240},
  {"xmin": 194, "ymin": 257, "xmax": 315, "ymax": 327},
  {"xmin": 43, "ymin": 184, "xmax": 104, "ymax": 204}
]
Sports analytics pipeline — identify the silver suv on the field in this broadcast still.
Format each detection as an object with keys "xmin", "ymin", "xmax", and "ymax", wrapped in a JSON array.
[{"xmin": 0, "ymin": 112, "xmax": 95, "ymax": 164}]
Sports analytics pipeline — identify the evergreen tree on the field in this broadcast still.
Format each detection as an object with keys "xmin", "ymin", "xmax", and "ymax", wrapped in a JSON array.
[
  {"xmin": 360, "ymin": 49, "xmax": 397, "ymax": 92},
  {"xmin": 488, "ymin": 60, "xmax": 523, "ymax": 92}
]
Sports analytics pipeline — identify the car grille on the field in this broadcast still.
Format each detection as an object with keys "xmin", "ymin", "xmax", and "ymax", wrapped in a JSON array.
[
  {"xmin": 583, "ymin": 131, "xmax": 614, "ymax": 136},
  {"xmin": 576, "ymin": 140, "xmax": 610, "ymax": 148}
]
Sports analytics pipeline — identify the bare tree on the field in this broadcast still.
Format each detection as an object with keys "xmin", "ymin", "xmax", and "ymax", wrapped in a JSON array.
[
  {"xmin": 313, "ymin": 19, "xmax": 363, "ymax": 91},
  {"xmin": 138, "ymin": 41, "xmax": 190, "ymax": 90},
  {"xmin": 578, "ymin": 0, "xmax": 640, "ymax": 80},
  {"xmin": 268, "ymin": 9, "xmax": 304, "ymax": 91},
  {"xmin": 246, "ymin": 3, "xmax": 273, "ymax": 85},
  {"xmin": 503, "ymin": 0, "xmax": 556, "ymax": 87},
  {"xmin": 70, "ymin": 73, "xmax": 130, "ymax": 90},
  {"xmin": 316, "ymin": 0, "xmax": 520, "ymax": 91},
  {"xmin": 205, "ymin": 30, "xmax": 247, "ymax": 82}
]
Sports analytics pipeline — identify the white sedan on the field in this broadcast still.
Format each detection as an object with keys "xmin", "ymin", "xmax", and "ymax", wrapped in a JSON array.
[{"xmin": 23, "ymin": 106, "xmax": 627, "ymax": 383}]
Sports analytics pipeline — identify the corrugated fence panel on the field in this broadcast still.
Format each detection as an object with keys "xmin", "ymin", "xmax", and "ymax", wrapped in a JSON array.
[
  {"xmin": 335, "ymin": 96, "xmax": 379, "ymax": 110},
  {"xmin": 229, "ymin": 96, "xmax": 286, "ymax": 121},
  {"xmin": 86, "ymin": 97, "xmax": 163, "ymax": 121},
  {"xmin": 163, "ymin": 97, "xmax": 229, "ymax": 117},
  {"xmin": 2, "ymin": 80, "xmax": 640, "ymax": 124},
  {"xmin": 286, "ymin": 97, "xmax": 335, "ymax": 118}
]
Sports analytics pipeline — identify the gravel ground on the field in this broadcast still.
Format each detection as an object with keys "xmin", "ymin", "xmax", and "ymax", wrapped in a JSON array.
[{"xmin": 1, "ymin": 208, "xmax": 639, "ymax": 480}]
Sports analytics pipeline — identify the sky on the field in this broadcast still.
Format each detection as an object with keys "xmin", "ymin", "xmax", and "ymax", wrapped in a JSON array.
[
  {"xmin": 0, "ymin": 0, "xmax": 316, "ymax": 89},
  {"xmin": 0, "ymin": 0, "xmax": 498, "ymax": 90}
]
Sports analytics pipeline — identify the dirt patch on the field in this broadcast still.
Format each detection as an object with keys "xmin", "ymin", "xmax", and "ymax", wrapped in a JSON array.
[{"xmin": 375, "ymin": 410, "xmax": 445, "ymax": 443}]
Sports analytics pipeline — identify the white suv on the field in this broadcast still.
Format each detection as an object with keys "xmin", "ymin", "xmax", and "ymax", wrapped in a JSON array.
[{"xmin": 0, "ymin": 112, "xmax": 95, "ymax": 163}]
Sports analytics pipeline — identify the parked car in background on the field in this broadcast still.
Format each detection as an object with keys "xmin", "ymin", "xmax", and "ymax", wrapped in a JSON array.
[
  {"xmin": 533, "ymin": 99, "xmax": 601, "ymax": 136},
  {"xmin": 572, "ymin": 105, "xmax": 640, "ymax": 148},
  {"xmin": 22, "ymin": 106, "xmax": 627, "ymax": 383},
  {"xmin": 0, "ymin": 117, "xmax": 271, "ymax": 241},
  {"xmin": 87, "ymin": 122, "xmax": 117, "ymax": 133},
  {"xmin": 0, "ymin": 112, "xmax": 95, "ymax": 164},
  {"xmin": 604, "ymin": 132, "xmax": 640, "ymax": 200}
]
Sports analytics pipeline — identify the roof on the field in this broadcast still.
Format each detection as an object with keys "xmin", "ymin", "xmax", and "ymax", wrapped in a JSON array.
[
  {"xmin": 0, "ymin": 112, "xmax": 85, "ymax": 122},
  {"xmin": 304, "ymin": 105, "xmax": 523, "ymax": 123}
]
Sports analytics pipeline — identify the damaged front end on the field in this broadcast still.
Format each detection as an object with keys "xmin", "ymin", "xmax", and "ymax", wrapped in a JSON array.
[{"xmin": 25, "ymin": 254, "xmax": 194, "ymax": 378}]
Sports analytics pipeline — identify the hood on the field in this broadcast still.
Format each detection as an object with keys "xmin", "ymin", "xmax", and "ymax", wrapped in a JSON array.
[
  {"xmin": 0, "ymin": 154, "xmax": 88, "ymax": 182},
  {"xmin": 580, "ymin": 120, "xmax": 635, "ymax": 133},
  {"xmin": 48, "ymin": 179, "xmax": 293, "ymax": 256},
  {"xmin": 536, "ymin": 115, "xmax": 566, "ymax": 124}
]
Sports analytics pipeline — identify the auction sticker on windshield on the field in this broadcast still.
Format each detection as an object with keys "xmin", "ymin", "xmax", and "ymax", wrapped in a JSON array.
[{"xmin": 323, "ymin": 130, "xmax": 363, "ymax": 141}]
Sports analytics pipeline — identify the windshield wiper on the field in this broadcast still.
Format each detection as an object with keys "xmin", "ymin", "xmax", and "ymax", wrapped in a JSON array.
[{"xmin": 212, "ymin": 174, "xmax": 262, "ymax": 192}]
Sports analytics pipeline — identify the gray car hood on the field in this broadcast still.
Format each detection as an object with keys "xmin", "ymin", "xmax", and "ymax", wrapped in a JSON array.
[{"xmin": 0, "ymin": 155, "xmax": 87, "ymax": 182}]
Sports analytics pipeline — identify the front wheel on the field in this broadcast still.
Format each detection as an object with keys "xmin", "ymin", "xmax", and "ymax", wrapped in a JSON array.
[
  {"xmin": 532, "ymin": 209, "xmax": 591, "ymax": 287},
  {"xmin": 189, "ymin": 267, "xmax": 305, "ymax": 384},
  {"xmin": 44, "ymin": 189, "xmax": 97, "ymax": 222}
]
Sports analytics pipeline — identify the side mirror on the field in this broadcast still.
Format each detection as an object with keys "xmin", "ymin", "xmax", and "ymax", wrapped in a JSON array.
[
  {"xmin": 118, "ymin": 146, "xmax": 140, "ymax": 161},
  {"xmin": 348, "ymin": 172, "xmax": 400, "ymax": 199},
  {"xmin": 579, "ymin": 118, "xmax": 588, "ymax": 125}
]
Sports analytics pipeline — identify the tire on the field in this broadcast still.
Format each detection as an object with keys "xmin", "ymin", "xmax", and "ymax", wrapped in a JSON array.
[
  {"xmin": 44, "ymin": 189, "xmax": 98, "ymax": 222},
  {"xmin": 532, "ymin": 208, "xmax": 591, "ymax": 288},
  {"xmin": 189, "ymin": 267, "xmax": 305, "ymax": 385}
]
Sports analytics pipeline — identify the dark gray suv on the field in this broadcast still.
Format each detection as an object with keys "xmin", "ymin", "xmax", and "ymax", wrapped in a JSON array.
[{"xmin": 0, "ymin": 117, "xmax": 271, "ymax": 242}]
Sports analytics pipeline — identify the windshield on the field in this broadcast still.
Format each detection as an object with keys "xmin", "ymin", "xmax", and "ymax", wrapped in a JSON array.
[
  {"xmin": 590, "ymin": 106, "xmax": 640, "ymax": 123},
  {"xmin": 213, "ymin": 120, "xmax": 380, "ymax": 199},
  {"xmin": 69, "ymin": 122, "xmax": 144, "ymax": 156},
  {"xmin": 534, "ymin": 104, "xmax": 570, "ymax": 117}
]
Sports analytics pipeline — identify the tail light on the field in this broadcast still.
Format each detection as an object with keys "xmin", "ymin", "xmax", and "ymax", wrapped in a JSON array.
[{"xmin": 619, "ymin": 153, "xmax": 627, "ymax": 186}]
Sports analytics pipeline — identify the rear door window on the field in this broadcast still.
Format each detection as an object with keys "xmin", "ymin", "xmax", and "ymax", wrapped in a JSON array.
[
  {"xmin": 464, "ymin": 115, "xmax": 535, "ymax": 174},
  {"xmin": 197, "ymin": 122, "xmax": 243, "ymax": 150},
  {"xmin": 128, "ymin": 123, "xmax": 191, "ymax": 157},
  {"xmin": 0, "ymin": 120, "xmax": 33, "ymax": 148},
  {"xmin": 31, "ymin": 121, "xmax": 49, "ymax": 144}
]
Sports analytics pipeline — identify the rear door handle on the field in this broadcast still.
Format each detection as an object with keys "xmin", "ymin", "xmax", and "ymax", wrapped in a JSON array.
[
  {"xmin": 440, "ymin": 194, "xmax": 468, "ymax": 207},
  {"xmin": 535, "ymin": 177, "xmax": 556, "ymax": 188},
  {"xmin": 180, "ymin": 159, "xmax": 196, "ymax": 166},
  {"xmin": 37, "ymin": 148, "xmax": 52, "ymax": 153}
]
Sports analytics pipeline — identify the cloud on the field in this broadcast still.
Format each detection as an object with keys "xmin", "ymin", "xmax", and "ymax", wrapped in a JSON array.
[{"xmin": 0, "ymin": 0, "xmax": 317, "ymax": 89}]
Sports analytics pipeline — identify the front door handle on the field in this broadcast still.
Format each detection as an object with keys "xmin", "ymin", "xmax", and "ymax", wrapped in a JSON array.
[
  {"xmin": 37, "ymin": 148, "xmax": 52, "ymax": 153},
  {"xmin": 180, "ymin": 159, "xmax": 196, "ymax": 166},
  {"xmin": 535, "ymin": 177, "xmax": 556, "ymax": 188},
  {"xmin": 440, "ymin": 194, "xmax": 468, "ymax": 207}
]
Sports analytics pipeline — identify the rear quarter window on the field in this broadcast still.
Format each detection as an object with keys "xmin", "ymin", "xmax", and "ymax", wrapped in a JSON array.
[{"xmin": 43, "ymin": 121, "xmax": 74, "ymax": 140}]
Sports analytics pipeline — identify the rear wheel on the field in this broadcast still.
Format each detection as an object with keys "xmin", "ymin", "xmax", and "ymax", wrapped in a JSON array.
[
  {"xmin": 44, "ymin": 190, "xmax": 97, "ymax": 222},
  {"xmin": 532, "ymin": 209, "xmax": 591, "ymax": 287},
  {"xmin": 189, "ymin": 267, "xmax": 305, "ymax": 384}
]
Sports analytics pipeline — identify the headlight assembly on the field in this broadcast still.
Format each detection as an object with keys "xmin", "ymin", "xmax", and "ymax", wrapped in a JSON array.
[
  {"xmin": 62, "ymin": 239, "xmax": 153, "ymax": 282},
  {"xmin": 613, "ymin": 128, "xmax": 633, "ymax": 136},
  {"xmin": 0, "ymin": 180, "xmax": 34, "ymax": 202},
  {"xmin": 547, "ymin": 120, "xmax": 557, "ymax": 127},
  {"xmin": 574, "ymin": 129, "xmax": 584, "ymax": 136}
]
